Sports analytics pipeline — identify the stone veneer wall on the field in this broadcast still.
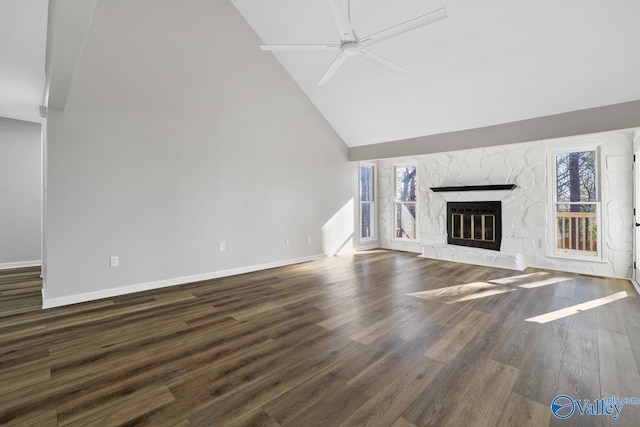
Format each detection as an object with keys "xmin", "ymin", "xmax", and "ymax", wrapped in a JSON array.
[{"xmin": 377, "ymin": 129, "xmax": 636, "ymax": 278}]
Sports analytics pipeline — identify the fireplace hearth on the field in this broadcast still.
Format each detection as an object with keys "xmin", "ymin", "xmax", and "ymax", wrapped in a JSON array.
[{"xmin": 447, "ymin": 201, "xmax": 502, "ymax": 251}]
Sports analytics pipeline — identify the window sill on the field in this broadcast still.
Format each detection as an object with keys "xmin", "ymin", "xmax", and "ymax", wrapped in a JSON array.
[
  {"xmin": 393, "ymin": 239, "xmax": 420, "ymax": 244},
  {"xmin": 547, "ymin": 252, "xmax": 606, "ymax": 264}
]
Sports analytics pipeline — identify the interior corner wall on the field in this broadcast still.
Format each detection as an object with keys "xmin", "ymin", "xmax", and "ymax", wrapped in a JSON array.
[
  {"xmin": 376, "ymin": 129, "xmax": 636, "ymax": 278},
  {"xmin": 0, "ymin": 117, "xmax": 42, "ymax": 268},
  {"xmin": 43, "ymin": 0, "xmax": 356, "ymax": 306}
]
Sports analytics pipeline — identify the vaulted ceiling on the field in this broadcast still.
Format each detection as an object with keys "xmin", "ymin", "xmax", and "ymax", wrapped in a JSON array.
[
  {"xmin": 2, "ymin": 0, "xmax": 639, "ymax": 148},
  {"xmin": 0, "ymin": 0, "xmax": 47, "ymax": 123},
  {"xmin": 231, "ymin": 0, "xmax": 640, "ymax": 147}
]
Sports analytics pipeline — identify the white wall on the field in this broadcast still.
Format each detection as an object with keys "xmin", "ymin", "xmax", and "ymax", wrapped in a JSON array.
[
  {"xmin": 43, "ymin": 0, "xmax": 357, "ymax": 306},
  {"xmin": 0, "ymin": 117, "xmax": 41, "ymax": 269},
  {"xmin": 377, "ymin": 129, "xmax": 636, "ymax": 278}
]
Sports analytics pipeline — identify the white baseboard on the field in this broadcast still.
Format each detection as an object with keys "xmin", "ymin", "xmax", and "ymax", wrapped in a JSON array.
[
  {"xmin": 41, "ymin": 254, "xmax": 325, "ymax": 309},
  {"xmin": 357, "ymin": 242, "xmax": 380, "ymax": 251},
  {"xmin": 0, "ymin": 260, "xmax": 41, "ymax": 270}
]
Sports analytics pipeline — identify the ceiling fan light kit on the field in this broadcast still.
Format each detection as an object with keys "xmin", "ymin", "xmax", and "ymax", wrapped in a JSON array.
[{"xmin": 260, "ymin": 0, "xmax": 447, "ymax": 85}]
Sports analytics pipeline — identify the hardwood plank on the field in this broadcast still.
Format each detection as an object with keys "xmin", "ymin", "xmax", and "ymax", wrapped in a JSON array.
[
  {"xmin": 0, "ymin": 252, "xmax": 638, "ymax": 426},
  {"xmin": 444, "ymin": 358, "xmax": 520, "ymax": 427},
  {"xmin": 224, "ymin": 409, "xmax": 282, "ymax": 427},
  {"xmin": 263, "ymin": 333, "xmax": 405, "ymax": 424},
  {"xmin": 402, "ymin": 336, "xmax": 497, "ymax": 426},
  {"xmin": 0, "ymin": 367, "xmax": 50, "ymax": 394},
  {"xmin": 562, "ymin": 316, "xmax": 600, "ymax": 372},
  {"xmin": 347, "ymin": 326, "xmax": 447, "ymax": 397},
  {"xmin": 186, "ymin": 340, "xmax": 362, "ymax": 426},
  {"xmin": 0, "ymin": 351, "xmax": 154, "ymax": 422},
  {"xmin": 595, "ymin": 298, "xmax": 630, "ymax": 334},
  {"xmin": 60, "ymin": 385, "xmax": 175, "ymax": 426},
  {"xmin": 424, "ymin": 310, "xmax": 492, "ymax": 363},
  {"xmin": 230, "ymin": 288, "xmax": 325, "ymax": 321},
  {"xmin": 317, "ymin": 294, "xmax": 394, "ymax": 330},
  {"xmin": 511, "ymin": 324, "xmax": 567, "ymax": 405},
  {"xmin": 597, "ymin": 328, "xmax": 640, "ymax": 397},
  {"xmin": 497, "ymin": 392, "xmax": 551, "ymax": 427},
  {"xmin": 339, "ymin": 356, "xmax": 445, "ymax": 426},
  {"xmin": 348, "ymin": 305, "xmax": 420, "ymax": 345},
  {"xmin": 0, "ymin": 323, "xmax": 47, "ymax": 342},
  {"xmin": 1, "ymin": 408, "xmax": 57, "ymax": 427},
  {"xmin": 285, "ymin": 383, "xmax": 370, "ymax": 427},
  {"xmin": 550, "ymin": 362, "xmax": 602, "ymax": 427},
  {"xmin": 604, "ymin": 405, "xmax": 640, "ymax": 427},
  {"xmin": 391, "ymin": 417, "xmax": 418, "ymax": 427},
  {"xmin": 0, "ymin": 345, "xmax": 49, "ymax": 370},
  {"xmin": 625, "ymin": 324, "xmax": 640, "ymax": 371}
]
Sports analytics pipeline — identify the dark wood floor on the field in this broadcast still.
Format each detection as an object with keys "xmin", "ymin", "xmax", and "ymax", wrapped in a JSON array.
[{"xmin": 1, "ymin": 250, "xmax": 640, "ymax": 426}]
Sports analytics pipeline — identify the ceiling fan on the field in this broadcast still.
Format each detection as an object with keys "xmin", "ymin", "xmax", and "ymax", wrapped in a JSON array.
[{"xmin": 260, "ymin": 0, "xmax": 447, "ymax": 85}]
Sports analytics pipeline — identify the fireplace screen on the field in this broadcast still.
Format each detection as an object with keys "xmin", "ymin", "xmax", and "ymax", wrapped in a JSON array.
[{"xmin": 447, "ymin": 201, "xmax": 502, "ymax": 251}]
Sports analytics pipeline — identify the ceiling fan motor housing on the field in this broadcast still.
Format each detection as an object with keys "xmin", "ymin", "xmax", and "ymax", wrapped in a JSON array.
[{"xmin": 341, "ymin": 41, "xmax": 360, "ymax": 56}]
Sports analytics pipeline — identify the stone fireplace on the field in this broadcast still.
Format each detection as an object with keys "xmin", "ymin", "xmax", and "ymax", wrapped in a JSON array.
[
  {"xmin": 379, "ymin": 130, "xmax": 633, "ymax": 276},
  {"xmin": 447, "ymin": 201, "xmax": 502, "ymax": 251},
  {"xmin": 420, "ymin": 184, "xmax": 523, "ymax": 270}
]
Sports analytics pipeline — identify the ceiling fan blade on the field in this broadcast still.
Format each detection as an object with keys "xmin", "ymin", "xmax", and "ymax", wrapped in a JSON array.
[
  {"xmin": 317, "ymin": 52, "xmax": 348, "ymax": 85},
  {"xmin": 359, "ymin": 49, "xmax": 407, "ymax": 75},
  {"xmin": 360, "ymin": 7, "xmax": 447, "ymax": 47},
  {"xmin": 260, "ymin": 44, "xmax": 339, "ymax": 51},
  {"xmin": 328, "ymin": 0, "xmax": 354, "ymax": 41}
]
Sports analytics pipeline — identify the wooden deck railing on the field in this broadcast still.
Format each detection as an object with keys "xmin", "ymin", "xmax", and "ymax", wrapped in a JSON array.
[{"xmin": 556, "ymin": 211, "xmax": 597, "ymax": 253}]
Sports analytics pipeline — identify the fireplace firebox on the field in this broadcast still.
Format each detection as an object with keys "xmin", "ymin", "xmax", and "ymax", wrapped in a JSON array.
[{"xmin": 447, "ymin": 201, "xmax": 502, "ymax": 251}]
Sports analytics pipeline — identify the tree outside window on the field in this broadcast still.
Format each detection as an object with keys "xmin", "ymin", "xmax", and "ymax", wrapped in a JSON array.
[
  {"xmin": 554, "ymin": 149, "xmax": 599, "ymax": 256},
  {"xmin": 395, "ymin": 166, "xmax": 417, "ymax": 240},
  {"xmin": 360, "ymin": 164, "xmax": 375, "ymax": 240}
]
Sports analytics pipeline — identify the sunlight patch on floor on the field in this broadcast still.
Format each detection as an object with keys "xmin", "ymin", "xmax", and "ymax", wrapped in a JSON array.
[
  {"xmin": 490, "ymin": 272, "xmax": 574, "ymax": 289},
  {"xmin": 408, "ymin": 272, "xmax": 577, "ymax": 304},
  {"xmin": 408, "ymin": 282, "xmax": 516, "ymax": 303},
  {"xmin": 525, "ymin": 291, "xmax": 629, "ymax": 324}
]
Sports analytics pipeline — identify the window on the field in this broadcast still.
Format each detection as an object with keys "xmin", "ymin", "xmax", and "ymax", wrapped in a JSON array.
[
  {"xmin": 360, "ymin": 163, "xmax": 375, "ymax": 240},
  {"xmin": 552, "ymin": 148, "xmax": 601, "ymax": 258},
  {"xmin": 395, "ymin": 165, "xmax": 417, "ymax": 240}
]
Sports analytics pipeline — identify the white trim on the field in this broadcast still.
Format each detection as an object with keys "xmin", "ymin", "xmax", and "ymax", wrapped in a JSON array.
[
  {"xmin": 547, "ymin": 144, "xmax": 604, "ymax": 262},
  {"xmin": 359, "ymin": 161, "xmax": 377, "ymax": 242},
  {"xmin": 41, "ymin": 254, "xmax": 325, "ymax": 309},
  {"xmin": 357, "ymin": 242, "xmax": 380, "ymax": 251},
  {"xmin": 634, "ymin": 143, "xmax": 639, "ymax": 283},
  {"xmin": 393, "ymin": 163, "xmax": 419, "ymax": 242},
  {"xmin": 383, "ymin": 240, "xmax": 421, "ymax": 253},
  {"xmin": 41, "ymin": 113, "xmax": 47, "ymax": 292},
  {"xmin": 631, "ymin": 279, "xmax": 640, "ymax": 296},
  {"xmin": 545, "ymin": 252, "xmax": 608, "ymax": 264},
  {"xmin": 0, "ymin": 260, "xmax": 42, "ymax": 270}
]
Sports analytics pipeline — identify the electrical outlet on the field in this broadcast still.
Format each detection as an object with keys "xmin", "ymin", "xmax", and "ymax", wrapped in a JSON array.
[
  {"xmin": 219, "ymin": 241, "xmax": 226, "ymax": 251},
  {"xmin": 285, "ymin": 238, "xmax": 290, "ymax": 246},
  {"xmin": 110, "ymin": 256, "xmax": 119, "ymax": 267},
  {"xmin": 306, "ymin": 236, "xmax": 311, "ymax": 244}
]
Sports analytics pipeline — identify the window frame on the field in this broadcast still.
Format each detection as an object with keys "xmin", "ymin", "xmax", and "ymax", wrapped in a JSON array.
[
  {"xmin": 548, "ymin": 144, "xmax": 604, "ymax": 262},
  {"xmin": 359, "ymin": 162, "xmax": 377, "ymax": 242},
  {"xmin": 393, "ymin": 163, "xmax": 419, "ymax": 242}
]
